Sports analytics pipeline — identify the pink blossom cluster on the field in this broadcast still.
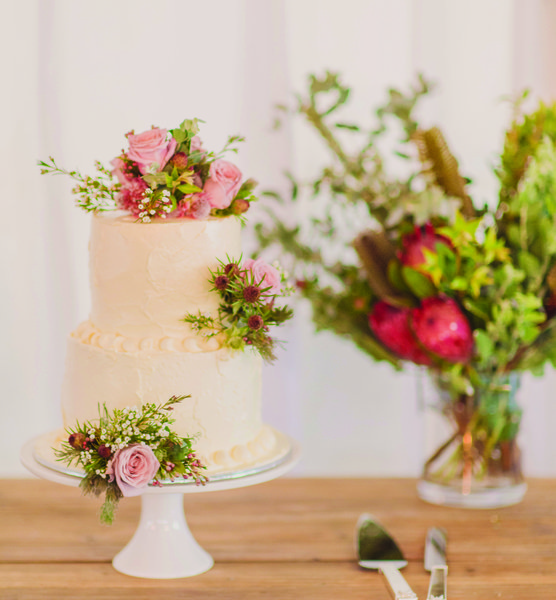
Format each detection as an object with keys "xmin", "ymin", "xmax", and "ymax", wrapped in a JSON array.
[
  {"xmin": 110, "ymin": 126, "xmax": 246, "ymax": 220},
  {"xmin": 368, "ymin": 224, "xmax": 474, "ymax": 365}
]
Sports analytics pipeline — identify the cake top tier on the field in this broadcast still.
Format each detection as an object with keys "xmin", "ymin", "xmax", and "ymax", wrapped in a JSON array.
[{"xmin": 89, "ymin": 212, "xmax": 241, "ymax": 341}]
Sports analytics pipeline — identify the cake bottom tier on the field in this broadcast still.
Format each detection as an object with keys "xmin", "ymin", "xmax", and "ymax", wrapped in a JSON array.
[{"xmin": 62, "ymin": 336, "xmax": 277, "ymax": 471}]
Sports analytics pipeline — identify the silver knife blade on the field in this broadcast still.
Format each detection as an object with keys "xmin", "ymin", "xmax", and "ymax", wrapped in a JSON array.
[{"xmin": 424, "ymin": 527, "xmax": 447, "ymax": 570}]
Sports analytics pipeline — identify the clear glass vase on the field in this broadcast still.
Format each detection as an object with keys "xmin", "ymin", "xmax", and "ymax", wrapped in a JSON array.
[{"xmin": 417, "ymin": 371, "xmax": 527, "ymax": 508}]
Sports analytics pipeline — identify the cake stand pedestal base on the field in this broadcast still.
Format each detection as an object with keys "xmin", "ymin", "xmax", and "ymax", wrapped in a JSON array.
[
  {"xmin": 21, "ymin": 431, "xmax": 300, "ymax": 579},
  {"xmin": 112, "ymin": 493, "xmax": 213, "ymax": 578}
]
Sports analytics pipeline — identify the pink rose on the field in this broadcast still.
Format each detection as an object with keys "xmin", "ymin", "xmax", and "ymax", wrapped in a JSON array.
[
  {"xmin": 189, "ymin": 193, "xmax": 212, "ymax": 219},
  {"xmin": 243, "ymin": 258, "xmax": 282, "ymax": 294},
  {"xmin": 110, "ymin": 157, "xmax": 134, "ymax": 185},
  {"xmin": 203, "ymin": 159, "xmax": 242, "ymax": 209},
  {"xmin": 190, "ymin": 136, "xmax": 205, "ymax": 154},
  {"xmin": 106, "ymin": 444, "xmax": 160, "ymax": 497},
  {"xmin": 126, "ymin": 128, "xmax": 177, "ymax": 174}
]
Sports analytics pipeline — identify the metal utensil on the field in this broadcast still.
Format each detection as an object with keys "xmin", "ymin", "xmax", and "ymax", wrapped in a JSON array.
[
  {"xmin": 356, "ymin": 513, "xmax": 418, "ymax": 600},
  {"xmin": 424, "ymin": 527, "xmax": 448, "ymax": 600}
]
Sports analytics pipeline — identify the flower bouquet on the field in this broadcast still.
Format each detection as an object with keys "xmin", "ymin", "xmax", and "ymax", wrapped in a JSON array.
[
  {"xmin": 39, "ymin": 119, "xmax": 257, "ymax": 221},
  {"xmin": 256, "ymin": 73, "xmax": 556, "ymax": 506},
  {"xmin": 56, "ymin": 396, "xmax": 208, "ymax": 524}
]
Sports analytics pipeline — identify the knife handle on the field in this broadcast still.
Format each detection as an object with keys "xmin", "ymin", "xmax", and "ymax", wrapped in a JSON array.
[
  {"xmin": 379, "ymin": 564, "xmax": 418, "ymax": 600},
  {"xmin": 427, "ymin": 565, "xmax": 448, "ymax": 600}
]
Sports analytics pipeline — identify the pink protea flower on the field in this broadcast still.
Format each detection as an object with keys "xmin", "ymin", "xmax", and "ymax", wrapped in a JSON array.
[
  {"xmin": 410, "ymin": 296, "xmax": 473, "ymax": 363},
  {"xmin": 368, "ymin": 301, "xmax": 433, "ymax": 365},
  {"xmin": 116, "ymin": 177, "xmax": 147, "ymax": 215},
  {"xmin": 398, "ymin": 223, "xmax": 452, "ymax": 270}
]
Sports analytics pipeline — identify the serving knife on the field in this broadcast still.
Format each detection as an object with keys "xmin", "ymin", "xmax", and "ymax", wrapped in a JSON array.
[
  {"xmin": 424, "ymin": 527, "xmax": 448, "ymax": 600},
  {"xmin": 356, "ymin": 514, "xmax": 418, "ymax": 600}
]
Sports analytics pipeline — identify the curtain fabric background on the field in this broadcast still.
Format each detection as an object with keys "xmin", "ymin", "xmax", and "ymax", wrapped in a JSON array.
[{"xmin": 2, "ymin": 0, "xmax": 555, "ymax": 476}]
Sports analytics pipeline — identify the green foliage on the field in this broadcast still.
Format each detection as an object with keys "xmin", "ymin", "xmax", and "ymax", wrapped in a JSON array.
[{"xmin": 254, "ymin": 72, "xmax": 556, "ymax": 383}]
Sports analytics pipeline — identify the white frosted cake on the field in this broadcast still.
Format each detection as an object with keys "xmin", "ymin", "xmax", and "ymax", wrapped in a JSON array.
[{"xmin": 60, "ymin": 212, "xmax": 280, "ymax": 472}]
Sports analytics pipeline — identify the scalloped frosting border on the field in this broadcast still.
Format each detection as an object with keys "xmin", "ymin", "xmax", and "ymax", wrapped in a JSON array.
[
  {"xmin": 200, "ymin": 426, "xmax": 277, "ymax": 471},
  {"xmin": 72, "ymin": 320, "xmax": 222, "ymax": 354}
]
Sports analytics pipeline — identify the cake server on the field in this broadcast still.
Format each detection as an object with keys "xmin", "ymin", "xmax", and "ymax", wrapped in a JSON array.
[
  {"xmin": 424, "ymin": 527, "xmax": 448, "ymax": 600},
  {"xmin": 356, "ymin": 514, "xmax": 418, "ymax": 600}
]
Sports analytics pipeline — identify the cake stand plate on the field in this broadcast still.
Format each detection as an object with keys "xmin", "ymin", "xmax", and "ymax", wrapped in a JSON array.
[{"xmin": 21, "ymin": 432, "xmax": 300, "ymax": 579}]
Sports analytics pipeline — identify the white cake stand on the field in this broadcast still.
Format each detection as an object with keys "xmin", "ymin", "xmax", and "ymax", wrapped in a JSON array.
[{"xmin": 21, "ymin": 431, "xmax": 300, "ymax": 579}]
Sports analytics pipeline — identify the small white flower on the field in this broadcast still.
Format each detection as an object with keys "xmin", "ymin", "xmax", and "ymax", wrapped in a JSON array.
[{"xmin": 150, "ymin": 210, "xmax": 156, "ymax": 215}]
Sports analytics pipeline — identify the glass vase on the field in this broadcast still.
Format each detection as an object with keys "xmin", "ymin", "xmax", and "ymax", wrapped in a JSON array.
[{"xmin": 417, "ymin": 371, "xmax": 527, "ymax": 508}]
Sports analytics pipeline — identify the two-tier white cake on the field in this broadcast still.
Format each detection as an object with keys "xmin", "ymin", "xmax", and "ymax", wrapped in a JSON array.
[{"xmin": 60, "ymin": 211, "xmax": 280, "ymax": 472}]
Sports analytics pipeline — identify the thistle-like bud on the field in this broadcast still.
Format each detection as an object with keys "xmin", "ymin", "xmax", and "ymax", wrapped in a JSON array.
[
  {"xmin": 97, "ymin": 445, "xmax": 112, "ymax": 459},
  {"xmin": 171, "ymin": 152, "xmax": 189, "ymax": 170},
  {"xmin": 243, "ymin": 285, "xmax": 261, "ymax": 303},
  {"xmin": 248, "ymin": 315, "xmax": 264, "ymax": 330},
  {"xmin": 68, "ymin": 432, "xmax": 86, "ymax": 450},
  {"xmin": 224, "ymin": 263, "xmax": 240, "ymax": 278},
  {"xmin": 214, "ymin": 275, "xmax": 230, "ymax": 291}
]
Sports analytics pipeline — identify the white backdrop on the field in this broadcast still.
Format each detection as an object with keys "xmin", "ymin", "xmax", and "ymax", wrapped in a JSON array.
[{"xmin": 2, "ymin": 0, "xmax": 556, "ymax": 477}]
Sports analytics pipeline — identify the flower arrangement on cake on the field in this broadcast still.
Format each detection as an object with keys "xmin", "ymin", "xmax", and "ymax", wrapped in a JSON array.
[
  {"xmin": 255, "ymin": 72, "xmax": 556, "ymax": 505},
  {"xmin": 56, "ymin": 395, "xmax": 208, "ymax": 524},
  {"xmin": 39, "ymin": 119, "xmax": 257, "ymax": 221},
  {"xmin": 184, "ymin": 257, "xmax": 294, "ymax": 362}
]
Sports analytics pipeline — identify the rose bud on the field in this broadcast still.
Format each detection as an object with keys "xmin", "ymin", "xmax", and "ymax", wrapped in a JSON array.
[
  {"xmin": 68, "ymin": 432, "xmax": 86, "ymax": 449},
  {"xmin": 214, "ymin": 275, "xmax": 230, "ymax": 291},
  {"xmin": 410, "ymin": 296, "xmax": 473, "ymax": 363},
  {"xmin": 243, "ymin": 285, "xmax": 262, "ymax": 303},
  {"xmin": 231, "ymin": 198, "xmax": 250, "ymax": 215},
  {"xmin": 398, "ymin": 223, "xmax": 452, "ymax": 271},
  {"xmin": 170, "ymin": 151, "xmax": 189, "ymax": 170},
  {"xmin": 248, "ymin": 315, "xmax": 264, "ymax": 330},
  {"xmin": 224, "ymin": 263, "xmax": 240, "ymax": 278},
  {"xmin": 97, "ymin": 445, "xmax": 112, "ymax": 459},
  {"xmin": 368, "ymin": 301, "xmax": 433, "ymax": 365}
]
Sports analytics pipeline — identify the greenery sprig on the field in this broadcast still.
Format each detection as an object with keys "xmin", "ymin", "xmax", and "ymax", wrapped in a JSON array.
[
  {"xmin": 38, "ymin": 157, "xmax": 119, "ymax": 212},
  {"xmin": 55, "ymin": 396, "xmax": 208, "ymax": 524},
  {"xmin": 183, "ymin": 258, "xmax": 294, "ymax": 362}
]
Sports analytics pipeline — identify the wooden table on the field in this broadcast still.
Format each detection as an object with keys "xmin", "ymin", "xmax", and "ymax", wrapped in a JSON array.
[{"xmin": 1, "ymin": 478, "xmax": 555, "ymax": 599}]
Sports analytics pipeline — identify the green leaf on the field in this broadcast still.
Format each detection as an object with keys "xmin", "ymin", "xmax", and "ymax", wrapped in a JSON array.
[
  {"xmin": 518, "ymin": 250, "xmax": 541, "ymax": 279},
  {"xmin": 172, "ymin": 129, "xmax": 186, "ymax": 144},
  {"xmin": 475, "ymin": 330, "xmax": 494, "ymax": 361},
  {"xmin": 387, "ymin": 260, "xmax": 411, "ymax": 293},
  {"xmin": 401, "ymin": 266, "xmax": 436, "ymax": 299},
  {"xmin": 177, "ymin": 184, "xmax": 202, "ymax": 194}
]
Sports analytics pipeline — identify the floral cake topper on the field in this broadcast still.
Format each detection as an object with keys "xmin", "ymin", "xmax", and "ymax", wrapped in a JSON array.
[
  {"xmin": 55, "ymin": 396, "xmax": 208, "ymax": 524},
  {"xmin": 39, "ymin": 119, "xmax": 257, "ymax": 222}
]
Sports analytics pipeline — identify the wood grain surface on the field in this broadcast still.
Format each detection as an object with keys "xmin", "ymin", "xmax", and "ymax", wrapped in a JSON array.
[{"xmin": 1, "ymin": 478, "xmax": 555, "ymax": 599}]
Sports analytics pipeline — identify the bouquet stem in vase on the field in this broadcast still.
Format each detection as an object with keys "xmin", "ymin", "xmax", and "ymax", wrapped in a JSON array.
[{"xmin": 418, "ymin": 372, "xmax": 526, "ymax": 508}]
